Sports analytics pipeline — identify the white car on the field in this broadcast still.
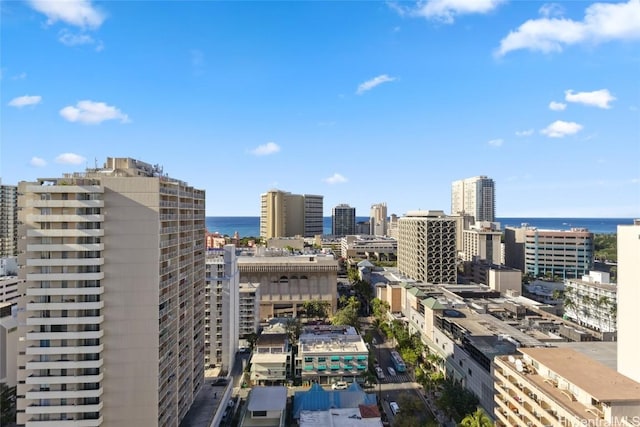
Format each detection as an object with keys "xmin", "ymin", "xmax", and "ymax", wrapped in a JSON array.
[
  {"xmin": 387, "ymin": 367, "xmax": 396, "ymax": 376},
  {"xmin": 390, "ymin": 401, "xmax": 400, "ymax": 416},
  {"xmin": 375, "ymin": 367, "xmax": 385, "ymax": 380},
  {"xmin": 331, "ymin": 381, "xmax": 349, "ymax": 390}
]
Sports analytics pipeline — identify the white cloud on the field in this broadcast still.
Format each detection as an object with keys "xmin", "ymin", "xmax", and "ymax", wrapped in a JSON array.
[
  {"xmin": 58, "ymin": 29, "xmax": 95, "ymax": 46},
  {"xmin": 495, "ymin": 0, "xmax": 640, "ymax": 56},
  {"xmin": 324, "ymin": 173, "xmax": 348, "ymax": 184},
  {"xmin": 515, "ymin": 129, "xmax": 534, "ymax": 137},
  {"xmin": 390, "ymin": 0, "xmax": 505, "ymax": 24},
  {"xmin": 30, "ymin": 157, "xmax": 47, "ymax": 167},
  {"xmin": 27, "ymin": 0, "xmax": 106, "ymax": 29},
  {"xmin": 249, "ymin": 142, "xmax": 280, "ymax": 156},
  {"xmin": 565, "ymin": 89, "xmax": 616, "ymax": 109},
  {"xmin": 55, "ymin": 153, "xmax": 86, "ymax": 165},
  {"xmin": 8, "ymin": 95, "xmax": 42, "ymax": 108},
  {"xmin": 488, "ymin": 138, "xmax": 504, "ymax": 147},
  {"xmin": 549, "ymin": 101, "xmax": 566, "ymax": 111},
  {"xmin": 59, "ymin": 100, "xmax": 130, "ymax": 124},
  {"xmin": 540, "ymin": 120, "xmax": 583, "ymax": 138},
  {"xmin": 539, "ymin": 3, "xmax": 564, "ymax": 18},
  {"xmin": 356, "ymin": 74, "xmax": 396, "ymax": 95},
  {"xmin": 12, "ymin": 72, "xmax": 27, "ymax": 80}
]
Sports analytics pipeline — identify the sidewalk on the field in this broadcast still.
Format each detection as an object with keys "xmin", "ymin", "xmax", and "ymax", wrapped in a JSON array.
[{"xmin": 414, "ymin": 383, "xmax": 456, "ymax": 427}]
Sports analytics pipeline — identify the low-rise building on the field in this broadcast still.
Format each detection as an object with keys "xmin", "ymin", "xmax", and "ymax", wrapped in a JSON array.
[
  {"xmin": 297, "ymin": 325, "xmax": 369, "ymax": 386},
  {"xmin": 340, "ymin": 235, "xmax": 397, "ymax": 261},
  {"xmin": 238, "ymin": 253, "xmax": 338, "ymax": 320},
  {"xmin": 564, "ymin": 271, "xmax": 617, "ymax": 335},
  {"xmin": 494, "ymin": 347, "xmax": 640, "ymax": 427},
  {"xmin": 0, "ymin": 275, "xmax": 20, "ymax": 303},
  {"xmin": 240, "ymin": 386, "xmax": 288, "ymax": 427},
  {"xmin": 250, "ymin": 331, "xmax": 291, "ymax": 386}
]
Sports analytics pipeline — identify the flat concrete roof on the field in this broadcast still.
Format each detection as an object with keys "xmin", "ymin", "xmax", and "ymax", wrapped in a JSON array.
[
  {"xmin": 520, "ymin": 347, "xmax": 640, "ymax": 401},
  {"xmin": 251, "ymin": 352, "xmax": 289, "ymax": 364},
  {"xmin": 247, "ymin": 386, "xmax": 288, "ymax": 411},
  {"xmin": 299, "ymin": 408, "xmax": 383, "ymax": 427},
  {"xmin": 553, "ymin": 341, "xmax": 617, "ymax": 371}
]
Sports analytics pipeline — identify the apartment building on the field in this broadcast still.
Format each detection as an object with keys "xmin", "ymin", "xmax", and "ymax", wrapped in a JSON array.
[
  {"xmin": 494, "ymin": 347, "xmax": 640, "ymax": 427},
  {"xmin": 397, "ymin": 210, "xmax": 457, "ymax": 284},
  {"xmin": 260, "ymin": 189, "xmax": 323, "ymax": 239},
  {"xmin": 250, "ymin": 327, "xmax": 290, "ymax": 386},
  {"xmin": 462, "ymin": 221, "xmax": 502, "ymax": 264},
  {"xmin": 331, "ymin": 204, "xmax": 356, "ymax": 237},
  {"xmin": 370, "ymin": 202, "xmax": 388, "ymax": 236},
  {"xmin": 205, "ymin": 246, "xmax": 239, "ymax": 372},
  {"xmin": 451, "ymin": 176, "xmax": 495, "ymax": 223},
  {"xmin": 1, "ymin": 182, "xmax": 18, "ymax": 257},
  {"xmin": 297, "ymin": 325, "xmax": 369, "ymax": 386},
  {"xmin": 617, "ymin": 220, "xmax": 640, "ymax": 384},
  {"xmin": 237, "ymin": 253, "xmax": 338, "ymax": 320},
  {"xmin": 564, "ymin": 271, "xmax": 617, "ymax": 334},
  {"xmin": 16, "ymin": 157, "xmax": 206, "ymax": 427},
  {"xmin": 239, "ymin": 282, "xmax": 261, "ymax": 346}
]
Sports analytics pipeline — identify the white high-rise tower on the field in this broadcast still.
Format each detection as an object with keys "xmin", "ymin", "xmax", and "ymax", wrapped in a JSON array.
[{"xmin": 451, "ymin": 176, "xmax": 495, "ymax": 223}]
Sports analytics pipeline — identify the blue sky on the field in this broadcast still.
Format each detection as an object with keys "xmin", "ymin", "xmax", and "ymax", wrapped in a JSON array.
[{"xmin": 1, "ymin": 0, "xmax": 639, "ymax": 218}]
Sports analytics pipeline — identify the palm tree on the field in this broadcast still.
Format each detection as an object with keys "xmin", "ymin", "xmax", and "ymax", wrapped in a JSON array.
[
  {"xmin": 596, "ymin": 296, "xmax": 610, "ymax": 332},
  {"xmin": 459, "ymin": 408, "xmax": 494, "ymax": 427}
]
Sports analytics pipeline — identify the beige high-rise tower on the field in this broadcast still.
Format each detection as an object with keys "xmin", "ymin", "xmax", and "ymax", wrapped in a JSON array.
[
  {"xmin": 260, "ymin": 189, "xmax": 323, "ymax": 238},
  {"xmin": 451, "ymin": 176, "xmax": 495, "ymax": 222},
  {"xmin": 16, "ymin": 158, "xmax": 206, "ymax": 427}
]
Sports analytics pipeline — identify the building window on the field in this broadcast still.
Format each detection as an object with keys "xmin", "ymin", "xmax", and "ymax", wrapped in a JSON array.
[{"xmin": 253, "ymin": 411, "xmax": 267, "ymax": 417}]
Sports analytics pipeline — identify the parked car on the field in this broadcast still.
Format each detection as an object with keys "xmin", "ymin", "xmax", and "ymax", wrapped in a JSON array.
[
  {"xmin": 387, "ymin": 367, "xmax": 396, "ymax": 376},
  {"xmin": 331, "ymin": 381, "xmax": 349, "ymax": 390},
  {"xmin": 375, "ymin": 366, "xmax": 385, "ymax": 380},
  {"xmin": 390, "ymin": 401, "xmax": 400, "ymax": 416}
]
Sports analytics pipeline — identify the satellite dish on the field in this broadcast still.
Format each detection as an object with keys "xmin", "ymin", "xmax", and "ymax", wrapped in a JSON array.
[
  {"xmin": 508, "ymin": 355, "xmax": 516, "ymax": 364},
  {"xmin": 516, "ymin": 360, "xmax": 524, "ymax": 372}
]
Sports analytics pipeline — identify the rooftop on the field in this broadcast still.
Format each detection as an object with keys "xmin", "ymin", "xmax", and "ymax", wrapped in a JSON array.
[
  {"xmin": 299, "ymin": 408, "xmax": 383, "ymax": 427},
  {"xmin": 247, "ymin": 386, "xmax": 288, "ymax": 412},
  {"xmin": 520, "ymin": 347, "xmax": 640, "ymax": 402}
]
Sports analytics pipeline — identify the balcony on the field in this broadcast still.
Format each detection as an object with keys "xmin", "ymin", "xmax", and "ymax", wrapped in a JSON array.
[
  {"xmin": 26, "ymin": 301, "xmax": 104, "ymax": 311},
  {"xmin": 27, "ymin": 229, "xmax": 104, "ymax": 238},
  {"xmin": 26, "ymin": 214, "xmax": 104, "ymax": 223},
  {"xmin": 27, "ymin": 272, "xmax": 104, "ymax": 281},
  {"xmin": 27, "ymin": 200, "xmax": 104, "ymax": 208},
  {"xmin": 27, "ymin": 258, "xmax": 104, "ymax": 267},
  {"xmin": 25, "ymin": 416, "xmax": 104, "ymax": 426},
  {"xmin": 26, "ymin": 330, "xmax": 104, "ymax": 341},
  {"xmin": 25, "ymin": 359, "xmax": 103, "ymax": 370},
  {"xmin": 26, "ymin": 344, "xmax": 103, "ymax": 356},
  {"xmin": 25, "ymin": 402, "xmax": 103, "ymax": 415},
  {"xmin": 27, "ymin": 243, "xmax": 104, "ymax": 252},
  {"xmin": 25, "ymin": 387, "xmax": 103, "ymax": 400},
  {"xmin": 26, "ymin": 287, "xmax": 104, "ymax": 297},
  {"xmin": 26, "ymin": 316, "xmax": 105, "ymax": 326},
  {"xmin": 25, "ymin": 373, "xmax": 103, "ymax": 385}
]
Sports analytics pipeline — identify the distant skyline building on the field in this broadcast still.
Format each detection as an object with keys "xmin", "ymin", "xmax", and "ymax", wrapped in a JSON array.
[
  {"xmin": 332, "ymin": 204, "xmax": 356, "ymax": 236},
  {"xmin": 369, "ymin": 202, "xmax": 387, "ymax": 236},
  {"xmin": 260, "ymin": 189, "xmax": 323, "ymax": 239},
  {"xmin": 16, "ymin": 157, "xmax": 206, "ymax": 427},
  {"xmin": 525, "ymin": 228, "xmax": 593, "ymax": 279},
  {"xmin": 397, "ymin": 210, "xmax": 457, "ymax": 284},
  {"xmin": 617, "ymin": 220, "xmax": 640, "ymax": 384},
  {"xmin": 0, "ymin": 182, "xmax": 18, "ymax": 257},
  {"xmin": 451, "ymin": 176, "xmax": 495, "ymax": 222},
  {"xmin": 462, "ymin": 221, "xmax": 502, "ymax": 264}
]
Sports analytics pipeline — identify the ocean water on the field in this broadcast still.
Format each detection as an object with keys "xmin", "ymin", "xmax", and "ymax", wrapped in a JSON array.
[{"xmin": 205, "ymin": 216, "xmax": 634, "ymax": 238}]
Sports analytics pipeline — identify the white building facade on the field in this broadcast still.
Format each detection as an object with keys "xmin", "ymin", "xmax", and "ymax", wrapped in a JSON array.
[{"xmin": 617, "ymin": 220, "xmax": 640, "ymax": 384}]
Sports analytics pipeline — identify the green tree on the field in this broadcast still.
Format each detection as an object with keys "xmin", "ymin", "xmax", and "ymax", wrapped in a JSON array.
[
  {"xmin": 302, "ymin": 300, "xmax": 330, "ymax": 320},
  {"xmin": 371, "ymin": 298, "xmax": 390, "ymax": 323},
  {"xmin": 459, "ymin": 408, "xmax": 494, "ymax": 427},
  {"xmin": 0, "ymin": 384, "xmax": 16, "ymax": 426},
  {"xmin": 331, "ymin": 296, "xmax": 361, "ymax": 330},
  {"xmin": 348, "ymin": 268, "xmax": 360, "ymax": 284},
  {"xmin": 285, "ymin": 317, "xmax": 302, "ymax": 345}
]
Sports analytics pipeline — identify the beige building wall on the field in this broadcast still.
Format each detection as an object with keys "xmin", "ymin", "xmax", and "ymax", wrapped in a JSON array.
[
  {"xmin": 16, "ymin": 158, "xmax": 205, "ymax": 427},
  {"xmin": 617, "ymin": 221, "xmax": 640, "ymax": 384},
  {"xmin": 260, "ymin": 190, "xmax": 321, "ymax": 239},
  {"xmin": 238, "ymin": 255, "xmax": 338, "ymax": 320},
  {"xmin": 494, "ymin": 348, "xmax": 640, "ymax": 427},
  {"xmin": 488, "ymin": 268, "xmax": 521, "ymax": 295}
]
